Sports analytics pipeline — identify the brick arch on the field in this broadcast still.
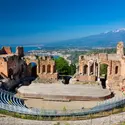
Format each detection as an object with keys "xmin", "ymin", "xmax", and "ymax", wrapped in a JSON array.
[
  {"xmin": 100, "ymin": 61, "xmax": 109, "ymax": 66},
  {"xmin": 25, "ymin": 59, "xmax": 38, "ymax": 66},
  {"xmin": 100, "ymin": 62, "xmax": 108, "ymax": 74}
]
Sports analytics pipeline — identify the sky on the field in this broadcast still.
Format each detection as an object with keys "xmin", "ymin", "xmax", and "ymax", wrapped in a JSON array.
[{"xmin": 1, "ymin": 0, "xmax": 125, "ymax": 45}]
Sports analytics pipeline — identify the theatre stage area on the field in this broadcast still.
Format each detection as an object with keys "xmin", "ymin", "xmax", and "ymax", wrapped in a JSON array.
[{"xmin": 17, "ymin": 84, "xmax": 112, "ymax": 101}]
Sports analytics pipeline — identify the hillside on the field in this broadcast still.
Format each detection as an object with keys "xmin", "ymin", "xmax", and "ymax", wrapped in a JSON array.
[{"xmin": 46, "ymin": 28, "xmax": 125, "ymax": 48}]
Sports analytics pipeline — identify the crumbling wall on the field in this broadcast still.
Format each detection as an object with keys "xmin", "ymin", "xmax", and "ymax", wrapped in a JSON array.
[
  {"xmin": 25, "ymin": 55, "xmax": 58, "ymax": 82},
  {"xmin": 16, "ymin": 46, "xmax": 24, "ymax": 57},
  {"xmin": 77, "ymin": 41, "xmax": 125, "ymax": 90},
  {"xmin": 117, "ymin": 41, "xmax": 124, "ymax": 56},
  {"xmin": 0, "ymin": 58, "xmax": 8, "ymax": 77},
  {"xmin": 0, "ymin": 47, "xmax": 12, "ymax": 54}
]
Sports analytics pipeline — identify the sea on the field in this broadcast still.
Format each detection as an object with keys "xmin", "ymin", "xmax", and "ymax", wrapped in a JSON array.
[
  {"xmin": 10, "ymin": 46, "xmax": 59, "ymax": 59},
  {"xmin": 11, "ymin": 46, "xmax": 39, "ymax": 53}
]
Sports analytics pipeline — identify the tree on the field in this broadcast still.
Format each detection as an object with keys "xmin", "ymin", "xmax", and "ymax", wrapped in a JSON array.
[
  {"xmin": 100, "ymin": 64, "xmax": 108, "ymax": 76},
  {"xmin": 55, "ymin": 57, "xmax": 76, "ymax": 75},
  {"xmin": 69, "ymin": 64, "xmax": 76, "ymax": 75},
  {"xmin": 55, "ymin": 57, "xmax": 70, "ymax": 75}
]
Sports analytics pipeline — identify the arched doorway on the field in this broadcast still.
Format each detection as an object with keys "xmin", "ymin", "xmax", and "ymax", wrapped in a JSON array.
[
  {"xmin": 90, "ymin": 64, "xmax": 94, "ymax": 75},
  {"xmin": 100, "ymin": 63, "xmax": 108, "ymax": 89},
  {"xmin": 47, "ymin": 65, "xmax": 51, "ymax": 73},
  {"xmin": 83, "ymin": 65, "xmax": 88, "ymax": 75},
  {"xmin": 42, "ymin": 65, "xmax": 46, "ymax": 73},
  {"xmin": 115, "ymin": 66, "xmax": 118, "ymax": 74},
  {"xmin": 29, "ymin": 62, "xmax": 37, "ymax": 77}
]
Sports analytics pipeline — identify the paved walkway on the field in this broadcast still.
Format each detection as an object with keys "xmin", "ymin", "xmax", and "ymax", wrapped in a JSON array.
[{"xmin": 0, "ymin": 112, "xmax": 125, "ymax": 125}]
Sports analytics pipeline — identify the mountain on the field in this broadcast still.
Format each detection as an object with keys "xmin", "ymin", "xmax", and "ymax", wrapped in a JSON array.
[{"xmin": 46, "ymin": 28, "xmax": 125, "ymax": 48}]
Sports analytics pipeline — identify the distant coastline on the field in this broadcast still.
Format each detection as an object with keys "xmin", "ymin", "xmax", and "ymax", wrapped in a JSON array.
[{"xmin": 11, "ymin": 46, "xmax": 39, "ymax": 53}]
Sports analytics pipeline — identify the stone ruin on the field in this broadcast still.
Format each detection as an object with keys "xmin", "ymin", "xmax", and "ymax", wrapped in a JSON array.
[
  {"xmin": 0, "ymin": 46, "xmax": 27, "ymax": 90},
  {"xmin": 24, "ymin": 55, "xmax": 58, "ymax": 83},
  {"xmin": 76, "ymin": 41, "xmax": 125, "ymax": 90},
  {"xmin": 0, "ymin": 46, "xmax": 58, "ymax": 90}
]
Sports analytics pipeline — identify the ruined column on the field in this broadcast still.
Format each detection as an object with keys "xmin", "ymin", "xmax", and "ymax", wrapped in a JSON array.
[
  {"xmin": 93, "ymin": 61, "xmax": 96, "ymax": 75},
  {"xmin": 37, "ymin": 61, "xmax": 40, "ymax": 74},
  {"xmin": 45, "ymin": 65, "xmax": 47, "ymax": 74},
  {"xmin": 37, "ymin": 65, "xmax": 39, "ymax": 74},
  {"xmin": 95, "ymin": 63, "xmax": 97, "ymax": 77},
  {"xmin": 41, "ymin": 65, "xmax": 43, "ymax": 74},
  {"xmin": 79, "ymin": 62, "xmax": 82, "ymax": 74},
  {"xmin": 88, "ymin": 62, "xmax": 90, "ymax": 76},
  {"xmin": 51, "ymin": 65, "xmax": 54, "ymax": 74},
  {"xmin": 97, "ymin": 61, "xmax": 100, "ymax": 82},
  {"xmin": 116, "ymin": 41, "xmax": 124, "ymax": 57}
]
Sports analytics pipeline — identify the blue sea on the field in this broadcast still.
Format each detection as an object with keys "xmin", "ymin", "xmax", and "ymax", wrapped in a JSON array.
[
  {"xmin": 10, "ymin": 46, "xmax": 59, "ymax": 59},
  {"xmin": 0, "ymin": 46, "xmax": 59, "ymax": 59},
  {"xmin": 11, "ymin": 46, "xmax": 39, "ymax": 53}
]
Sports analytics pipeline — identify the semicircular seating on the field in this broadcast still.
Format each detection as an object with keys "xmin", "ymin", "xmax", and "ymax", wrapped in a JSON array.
[{"xmin": 0, "ymin": 89, "xmax": 26, "ymax": 108}]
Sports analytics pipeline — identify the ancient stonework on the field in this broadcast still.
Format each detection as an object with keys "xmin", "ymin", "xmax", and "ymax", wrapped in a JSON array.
[
  {"xmin": 0, "ymin": 46, "xmax": 58, "ymax": 89},
  {"xmin": 0, "ymin": 46, "xmax": 28, "ymax": 90},
  {"xmin": 25, "ymin": 55, "xmax": 58, "ymax": 82},
  {"xmin": 0, "ymin": 46, "xmax": 27, "ymax": 78},
  {"xmin": 76, "ymin": 41, "xmax": 125, "ymax": 90}
]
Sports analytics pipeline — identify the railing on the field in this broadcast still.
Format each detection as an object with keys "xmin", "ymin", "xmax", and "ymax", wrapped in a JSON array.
[{"xmin": 0, "ymin": 89, "xmax": 125, "ymax": 117}]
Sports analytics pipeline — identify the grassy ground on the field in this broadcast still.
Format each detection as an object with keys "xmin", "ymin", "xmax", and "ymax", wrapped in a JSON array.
[{"xmin": 0, "ymin": 106, "xmax": 125, "ymax": 121}]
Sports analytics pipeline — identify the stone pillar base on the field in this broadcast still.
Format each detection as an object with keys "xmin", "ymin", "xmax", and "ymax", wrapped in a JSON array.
[
  {"xmin": 97, "ymin": 77, "xmax": 100, "ymax": 82},
  {"xmin": 106, "ymin": 80, "xmax": 111, "ymax": 90},
  {"xmin": 97, "ymin": 78, "xmax": 101, "ymax": 86}
]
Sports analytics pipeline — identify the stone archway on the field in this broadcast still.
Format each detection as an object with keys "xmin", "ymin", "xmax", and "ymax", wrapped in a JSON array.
[
  {"xmin": 90, "ymin": 64, "xmax": 94, "ymax": 75},
  {"xmin": 83, "ymin": 65, "xmax": 88, "ymax": 74}
]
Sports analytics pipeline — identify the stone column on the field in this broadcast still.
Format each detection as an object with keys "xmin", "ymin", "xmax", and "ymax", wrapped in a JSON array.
[
  {"xmin": 97, "ymin": 61, "xmax": 100, "ymax": 82},
  {"xmin": 93, "ymin": 61, "xmax": 96, "ymax": 75},
  {"xmin": 88, "ymin": 62, "xmax": 90, "ymax": 76},
  {"xmin": 37, "ymin": 61, "xmax": 40, "ymax": 74},
  {"xmin": 79, "ymin": 63, "xmax": 83, "ymax": 74},
  {"xmin": 37, "ymin": 65, "xmax": 39, "ymax": 74},
  {"xmin": 76, "ymin": 64, "xmax": 79, "ymax": 74},
  {"xmin": 40, "ymin": 66, "xmax": 42, "ymax": 74},
  {"xmin": 45, "ymin": 65, "xmax": 47, "ymax": 74},
  {"xmin": 51, "ymin": 65, "xmax": 54, "ymax": 74},
  {"xmin": 95, "ymin": 64, "xmax": 97, "ymax": 76}
]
